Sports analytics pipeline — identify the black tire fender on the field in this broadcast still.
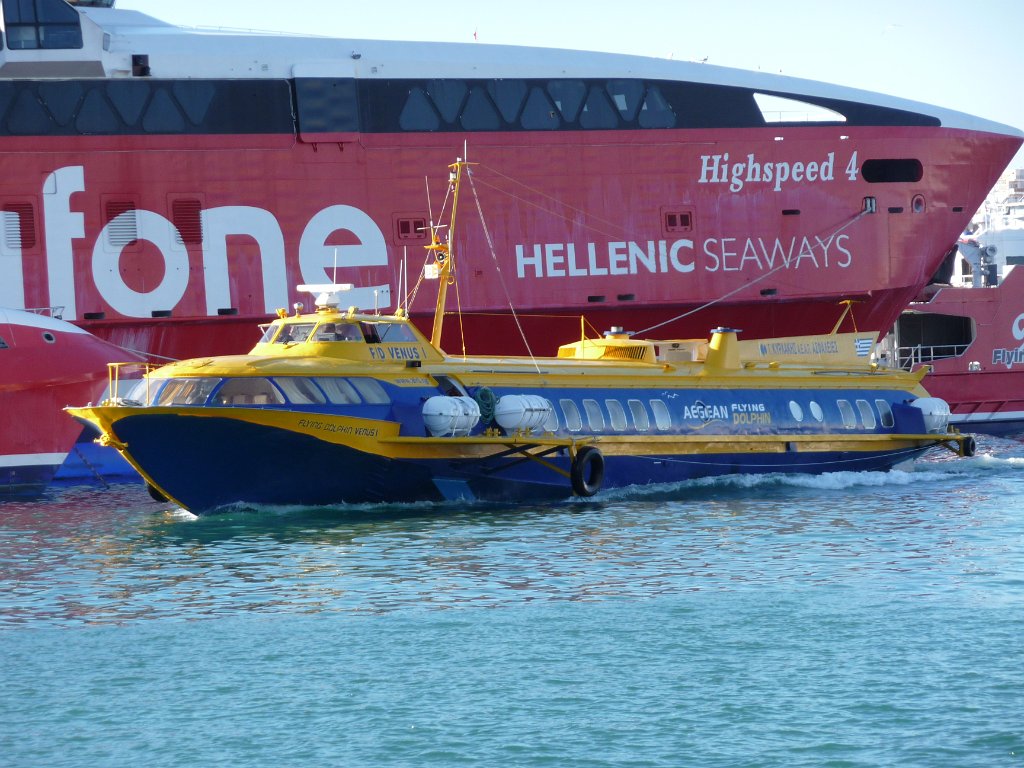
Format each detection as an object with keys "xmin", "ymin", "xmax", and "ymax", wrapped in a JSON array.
[
  {"xmin": 962, "ymin": 434, "xmax": 977, "ymax": 457},
  {"xmin": 570, "ymin": 446, "xmax": 604, "ymax": 497}
]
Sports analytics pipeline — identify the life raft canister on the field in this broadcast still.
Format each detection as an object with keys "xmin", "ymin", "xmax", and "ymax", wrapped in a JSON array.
[
  {"xmin": 422, "ymin": 395, "xmax": 481, "ymax": 436},
  {"xmin": 571, "ymin": 446, "xmax": 604, "ymax": 497}
]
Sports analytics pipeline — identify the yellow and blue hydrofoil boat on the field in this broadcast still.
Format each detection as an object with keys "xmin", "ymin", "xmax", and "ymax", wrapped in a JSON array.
[{"xmin": 67, "ymin": 161, "xmax": 973, "ymax": 513}]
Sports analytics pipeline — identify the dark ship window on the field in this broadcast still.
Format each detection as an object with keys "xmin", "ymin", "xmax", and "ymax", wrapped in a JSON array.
[
  {"xmin": 2, "ymin": 0, "xmax": 83, "ymax": 50},
  {"xmin": 862, "ymin": 159, "xmax": 924, "ymax": 183}
]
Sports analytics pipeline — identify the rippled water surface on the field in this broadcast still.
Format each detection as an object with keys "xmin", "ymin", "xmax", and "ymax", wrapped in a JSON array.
[{"xmin": 2, "ymin": 439, "xmax": 1024, "ymax": 766}]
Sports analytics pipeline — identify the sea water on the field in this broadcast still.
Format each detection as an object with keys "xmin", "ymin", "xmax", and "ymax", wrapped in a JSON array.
[{"xmin": 2, "ymin": 437, "xmax": 1023, "ymax": 767}]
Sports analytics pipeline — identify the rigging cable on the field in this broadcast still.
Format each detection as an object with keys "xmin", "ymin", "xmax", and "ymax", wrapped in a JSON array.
[{"xmin": 466, "ymin": 165, "xmax": 542, "ymax": 373}]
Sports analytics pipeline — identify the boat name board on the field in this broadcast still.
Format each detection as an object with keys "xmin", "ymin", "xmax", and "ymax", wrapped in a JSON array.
[
  {"xmin": 698, "ymin": 151, "xmax": 858, "ymax": 193},
  {"xmin": 515, "ymin": 234, "xmax": 852, "ymax": 278},
  {"xmin": 990, "ymin": 313, "xmax": 1024, "ymax": 369},
  {"xmin": 682, "ymin": 401, "xmax": 771, "ymax": 426}
]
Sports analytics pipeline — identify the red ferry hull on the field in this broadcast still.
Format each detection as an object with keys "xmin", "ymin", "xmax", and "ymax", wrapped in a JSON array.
[
  {"xmin": 902, "ymin": 268, "xmax": 1024, "ymax": 438},
  {"xmin": 1, "ymin": 128, "xmax": 1014, "ymax": 360},
  {"xmin": 0, "ymin": 310, "xmax": 130, "ymax": 492}
]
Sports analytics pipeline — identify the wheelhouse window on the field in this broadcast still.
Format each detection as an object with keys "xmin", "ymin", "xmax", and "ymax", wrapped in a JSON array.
[
  {"xmin": 124, "ymin": 377, "xmax": 157, "ymax": 406},
  {"xmin": 156, "ymin": 377, "xmax": 220, "ymax": 406},
  {"xmin": 313, "ymin": 322, "xmax": 363, "ymax": 342},
  {"xmin": 212, "ymin": 377, "xmax": 285, "ymax": 406},
  {"xmin": 273, "ymin": 323, "xmax": 315, "ymax": 344},
  {"xmin": 3, "ymin": 0, "xmax": 83, "ymax": 50},
  {"xmin": 360, "ymin": 321, "xmax": 418, "ymax": 343}
]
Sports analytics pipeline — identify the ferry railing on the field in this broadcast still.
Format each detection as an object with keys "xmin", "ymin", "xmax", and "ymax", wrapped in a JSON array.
[
  {"xmin": 105, "ymin": 361, "xmax": 162, "ymax": 406},
  {"xmin": 25, "ymin": 306, "xmax": 66, "ymax": 320},
  {"xmin": 892, "ymin": 343, "xmax": 970, "ymax": 370}
]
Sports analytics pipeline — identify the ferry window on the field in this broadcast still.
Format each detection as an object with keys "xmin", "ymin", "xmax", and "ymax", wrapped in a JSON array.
[
  {"xmin": 156, "ymin": 377, "xmax": 220, "ymax": 406},
  {"xmin": 856, "ymin": 399, "xmax": 877, "ymax": 429},
  {"xmin": 789, "ymin": 401, "xmax": 804, "ymax": 422},
  {"xmin": 583, "ymin": 399, "xmax": 605, "ymax": 431},
  {"xmin": 542, "ymin": 406, "xmax": 559, "ymax": 433},
  {"xmin": 315, "ymin": 377, "xmax": 361, "ymax": 405},
  {"xmin": 547, "ymin": 80, "xmax": 586, "ymax": 122},
  {"xmin": 434, "ymin": 376, "xmax": 467, "ymax": 397},
  {"xmin": 753, "ymin": 93, "xmax": 847, "ymax": 123},
  {"xmin": 295, "ymin": 78, "xmax": 359, "ymax": 136},
  {"xmin": 399, "ymin": 88, "xmax": 440, "ymax": 131},
  {"xmin": 487, "ymin": 80, "xmax": 528, "ymax": 123},
  {"xmin": 560, "ymin": 399, "xmax": 583, "ymax": 432},
  {"xmin": 314, "ymin": 322, "xmax": 363, "ymax": 342},
  {"xmin": 460, "ymin": 86, "xmax": 501, "ymax": 130},
  {"xmin": 579, "ymin": 86, "xmax": 618, "ymax": 130},
  {"xmin": 123, "ymin": 377, "xmax": 157, "ymax": 406},
  {"xmin": 274, "ymin": 323, "xmax": 315, "ymax": 344},
  {"xmin": 606, "ymin": 79, "xmax": 643, "ymax": 121},
  {"xmin": 650, "ymin": 399, "xmax": 672, "ymax": 430},
  {"xmin": 212, "ymin": 377, "xmax": 285, "ymax": 406},
  {"xmin": 426, "ymin": 80, "xmax": 467, "ymax": 123},
  {"xmin": 638, "ymin": 85, "xmax": 676, "ymax": 129},
  {"xmin": 809, "ymin": 401, "xmax": 824, "ymax": 422},
  {"xmin": 875, "ymin": 399, "xmax": 895, "ymax": 428},
  {"xmin": 3, "ymin": 0, "xmax": 83, "ymax": 50},
  {"xmin": 258, "ymin": 323, "xmax": 278, "ymax": 343},
  {"xmin": 365, "ymin": 322, "xmax": 418, "ymax": 343},
  {"xmin": 606, "ymin": 399, "xmax": 627, "ymax": 431},
  {"xmin": 861, "ymin": 159, "xmax": 924, "ymax": 184},
  {"xmin": 520, "ymin": 87, "xmax": 560, "ymax": 130},
  {"xmin": 837, "ymin": 399, "xmax": 857, "ymax": 429},
  {"xmin": 628, "ymin": 399, "xmax": 650, "ymax": 431},
  {"xmin": 350, "ymin": 378, "xmax": 390, "ymax": 404},
  {"xmin": 274, "ymin": 377, "xmax": 327, "ymax": 405}
]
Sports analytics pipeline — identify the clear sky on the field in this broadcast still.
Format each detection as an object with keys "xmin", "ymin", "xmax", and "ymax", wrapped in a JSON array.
[{"xmin": 120, "ymin": 0, "xmax": 1024, "ymax": 168}]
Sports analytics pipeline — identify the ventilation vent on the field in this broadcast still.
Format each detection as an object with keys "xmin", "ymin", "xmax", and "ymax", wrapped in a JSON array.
[
  {"xmin": 600, "ymin": 345, "xmax": 651, "ymax": 361},
  {"xmin": 172, "ymin": 199, "xmax": 203, "ymax": 245},
  {"xmin": 663, "ymin": 209, "xmax": 693, "ymax": 233},
  {"xmin": 395, "ymin": 216, "xmax": 428, "ymax": 243},
  {"xmin": 2, "ymin": 203, "xmax": 36, "ymax": 250},
  {"xmin": 105, "ymin": 202, "xmax": 138, "ymax": 247}
]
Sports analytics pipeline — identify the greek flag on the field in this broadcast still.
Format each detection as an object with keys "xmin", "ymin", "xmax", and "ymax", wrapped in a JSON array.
[{"xmin": 854, "ymin": 337, "xmax": 873, "ymax": 357}]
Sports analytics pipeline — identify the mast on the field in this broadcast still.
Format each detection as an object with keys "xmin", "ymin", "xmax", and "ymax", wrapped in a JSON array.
[{"xmin": 429, "ymin": 159, "xmax": 467, "ymax": 348}]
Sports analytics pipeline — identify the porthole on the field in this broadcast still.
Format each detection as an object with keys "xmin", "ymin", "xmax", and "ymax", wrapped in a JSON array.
[
  {"xmin": 789, "ymin": 400, "xmax": 804, "ymax": 422},
  {"xmin": 912, "ymin": 194, "xmax": 926, "ymax": 213},
  {"xmin": 809, "ymin": 401, "xmax": 824, "ymax": 421},
  {"xmin": 42, "ymin": 331, "xmax": 56, "ymax": 344}
]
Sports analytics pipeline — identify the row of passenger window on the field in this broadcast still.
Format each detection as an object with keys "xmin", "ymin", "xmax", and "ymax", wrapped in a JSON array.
[
  {"xmin": 550, "ymin": 397, "xmax": 898, "ymax": 433},
  {"xmin": 554, "ymin": 397, "xmax": 673, "ymax": 433},
  {"xmin": 130, "ymin": 376, "xmax": 391, "ymax": 407}
]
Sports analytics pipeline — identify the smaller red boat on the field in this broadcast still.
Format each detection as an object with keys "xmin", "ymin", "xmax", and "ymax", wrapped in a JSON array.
[
  {"xmin": 0, "ymin": 308, "xmax": 134, "ymax": 493},
  {"xmin": 886, "ymin": 255, "xmax": 1024, "ymax": 439}
]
